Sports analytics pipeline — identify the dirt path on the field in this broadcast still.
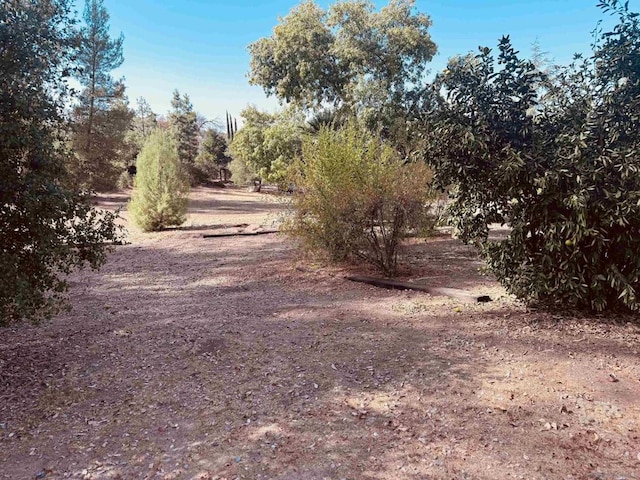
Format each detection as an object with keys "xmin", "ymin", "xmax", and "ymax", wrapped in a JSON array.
[{"xmin": 1, "ymin": 187, "xmax": 639, "ymax": 479}]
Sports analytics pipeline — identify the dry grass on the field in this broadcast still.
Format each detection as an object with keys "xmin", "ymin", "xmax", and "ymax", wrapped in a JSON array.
[{"xmin": 1, "ymin": 186, "xmax": 639, "ymax": 480}]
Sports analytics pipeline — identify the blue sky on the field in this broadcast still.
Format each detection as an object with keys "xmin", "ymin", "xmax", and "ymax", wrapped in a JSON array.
[{"xmin": 84, "ymin": 0, "xmax": 638, "ymax": 125}]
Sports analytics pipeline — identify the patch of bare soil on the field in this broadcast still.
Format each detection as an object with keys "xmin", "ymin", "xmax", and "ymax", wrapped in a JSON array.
[{"xmin": 1, "ymin": 186, "xmax": 639, "ymax": 480}]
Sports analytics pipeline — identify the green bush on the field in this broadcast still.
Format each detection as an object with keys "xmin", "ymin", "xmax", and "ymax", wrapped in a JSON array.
[
  {"xmin": 129, "ymin": 130, "xmax": 190, "ymax": 232},
  {"xmin": 285, "ymin": 124, "xmax": 437, "ymax": 276},
  {"xmin": 424, "ymin": 1, "xmax": 640, "ymax": 312}
]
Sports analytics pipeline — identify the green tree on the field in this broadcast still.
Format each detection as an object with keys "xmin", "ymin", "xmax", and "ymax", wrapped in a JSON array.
[
  {"xmin": 229, "ymin": 154, "xmax": 258, "ymax": 187},
  {"xmin": 169, "ymin": 90, "xmax": 199, "ymax": 167},
  {"xmin": 425, "ymin": 1, "xmax": 640, "ymax": 312},
  {"xmin": 228, "ymin": 106, "xmax": 302, "ymax": 187},
  {"xmin": 0, "ymin": 0, "xmax": 121, "ymax": 324},
  {"xmin": 117, "ymin": 97, "xmax": 157, "ymax": 189},
  {"xmin": 129, "ymin": 130, "xmax": 190, "ymax": 232},
  {"xmin": 248, "ymin": 0, "xmax": 436, "ymax": 124},
  {"xmin": 132, "ymin": 97, "xmax": 157, "ymax": 142},
  {"xmin": 71, "ymin": 0, "xmax": 131, "ymax": 191},
  {"xmin": 195, "ymin": 129, "xmax": 230, "ymax": 180}
]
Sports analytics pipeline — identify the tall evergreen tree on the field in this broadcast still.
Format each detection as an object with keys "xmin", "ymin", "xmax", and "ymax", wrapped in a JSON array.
[
  {"xmin": 134, "ymin": 97, "xmax": 157, "ymax": 140},
  {"xmin": 169, "ymin": 90, "xmax": 199, "ymax": 166},
  {"xmin": 0, "ymin": 0, "xmax": 121, "ymax": 324},
  {"xmin": 123, "ymin": 96, "xmax": 158, "ymax": 164},
  {"xmin": 71, "ymin": 0, "xmax": 132, "ymax": 190}
]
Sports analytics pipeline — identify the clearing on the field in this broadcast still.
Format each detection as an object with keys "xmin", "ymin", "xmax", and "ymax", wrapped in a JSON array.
[{"xmin": 1, "ymin": 186, "xmax": 639, "ymax": 480}]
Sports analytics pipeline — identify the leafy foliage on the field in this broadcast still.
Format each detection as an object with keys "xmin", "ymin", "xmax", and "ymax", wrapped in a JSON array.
[
  {"xmin": 248, "ymin": 0, "xmax": 437, "ymax": 164},
  {"xmin": 0, "ymin": 0, "xmax": 122, "ymax": 324},
  {"xmin": 169, "ymin": 90, "xmax": 200, "ymax": 185},
  {"xmin": 195, "ymin": 129, "xmax": 230, "ymax": 181},
  {"xmin": 228, "ymin": 107, "xmax": 302, "ymax": 186},
  {"xmin": 286, "ymin": 124, "xmax": 437, "ymax": 276},
  {"xmin": 129, "ymin": 130, "xmax": 190, "ymax": 232},
  {"xmin": 248, "ymin": 0, "xmax": 436, "ymax": 119},
  {"xmin": 228, "ymin": 154, "xmax": 258, "ymax": 187},
  {"xmin": 424, "ymin": 1, "xmax": 640, "ymax": 312}
]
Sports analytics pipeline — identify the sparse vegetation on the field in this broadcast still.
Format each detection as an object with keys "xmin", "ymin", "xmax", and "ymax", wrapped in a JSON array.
[{"xmin": 285, "ymin": 124, "xmax": 437, "ymax": 276}]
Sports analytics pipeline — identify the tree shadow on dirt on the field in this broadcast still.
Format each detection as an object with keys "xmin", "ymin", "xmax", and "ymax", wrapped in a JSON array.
[{"xmin": 1, "ymin": 233, "xmax": 639, "ymax": 479}]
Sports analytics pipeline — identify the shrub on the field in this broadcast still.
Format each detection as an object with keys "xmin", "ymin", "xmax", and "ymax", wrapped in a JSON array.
[
  {"xmin": 424, "ymin": 1, "xmax": 640, "ymax": 312},
  {"xmin": 285, "ymin": 124, "xmax": 437, "ymax": 276},
  {"xmin": 129, "ymin": 130, "xmax": 190, "ymax": 232}
]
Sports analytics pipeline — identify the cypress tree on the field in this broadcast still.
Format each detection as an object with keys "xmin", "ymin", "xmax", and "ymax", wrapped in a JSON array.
[{"xmin": 129, "ymin": 130, "xmax": 190, "ymax": 232}]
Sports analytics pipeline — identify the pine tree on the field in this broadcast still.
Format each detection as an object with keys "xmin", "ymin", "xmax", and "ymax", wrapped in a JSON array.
[
  {"xmin": 134, "ymin": 97, "xmax": 157, "ymax": 140},
  {"xmin": 129, "ymin": 130, "xmax": 190, "ymax": 232},
  {"xmin": 169, "ymin": 90, "xmax": 199, "ymax": 166},
  {"xmin": 122, "ymin": 96, "xmax": 158, "ymax": 168},
  {"xmin": 71, "ymin": 0, "xmax": 132, "ymax": 190}
]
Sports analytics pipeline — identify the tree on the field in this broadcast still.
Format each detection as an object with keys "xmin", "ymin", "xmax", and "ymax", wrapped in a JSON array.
[
  {"xmin": 116, "ymin": 97, "xmax": 157, "ymax": 188},
  {"xmin": 195, "ymin": 129, "xmax": 230, "ymax": 180},
  {"xmin": 228, "ymin": 106, "xmax": 302, "ymax": 188},
  {"xmin": 125, "ymin": 97, "xmax": 158, "ymax": 163},
  {"xmin": 169, "ymin": 90, "xmax": 199, "ymax": 167},
  {"xmin": 424, "ymin": 1, "xmax": 640, "ymax": 312},
  {"xmin": 72, "ymin": 0, "xmax": 132, "ymax": 191},
  {"xmin": 248, "ymin": 0, "xmax": 436, "ymax": 126},
  {"xmin": 133, "ymin": 97, "xmax": 157, "ymax": 141},
  {"xmin": 0, "ymin": 0, "xmax": 121, "ymax": 324},
  {"xmin": 129, "ymin": 130, "xmax": 190, "ymax": 232}
]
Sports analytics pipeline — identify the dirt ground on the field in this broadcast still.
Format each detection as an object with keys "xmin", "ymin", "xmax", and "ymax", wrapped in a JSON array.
[{"xmin": 1, "ymin": 186, "xmax": 639, "ymax": 480}]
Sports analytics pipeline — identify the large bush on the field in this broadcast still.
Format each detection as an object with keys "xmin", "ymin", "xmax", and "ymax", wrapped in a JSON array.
[
  {"xmin": 129, "ymin": 130, "xmax": 190, "ymax": 232},
  {"xmin": 425, "ymin": 1, "xmax": 640, "ymax": 312},
  {"xmin": 285, "ymin": 124, "xmax": 436, "ymax": 276}
]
